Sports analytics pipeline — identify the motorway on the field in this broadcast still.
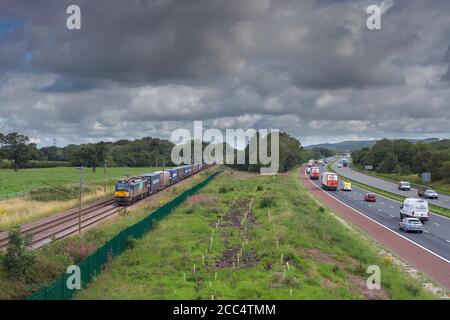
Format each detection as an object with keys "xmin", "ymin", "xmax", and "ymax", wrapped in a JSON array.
[
  {"xmin": 310, "ymin": 164, "xmax": 450, "ymax": 260},
  {"xmin": 302, "ymin": 165, "xmax": 450, "ymax": 289},
  {"xmin": 332, "ymin": 159, "xmax": 450, "ymax": 210}
]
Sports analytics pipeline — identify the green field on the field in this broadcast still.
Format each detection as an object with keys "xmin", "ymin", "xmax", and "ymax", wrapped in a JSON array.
[
  {"xmin": 74, "ymin": 169, "xmax": 435, "ymax": 300},
  {"xmin": 0, "ymin": 166, "xmax": 165, "ymax": 197}
]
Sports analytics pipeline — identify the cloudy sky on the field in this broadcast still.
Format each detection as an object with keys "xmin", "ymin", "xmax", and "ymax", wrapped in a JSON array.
[{"xmin": 1, "ymin": 0, "xmax": 450, "ymax": 147}]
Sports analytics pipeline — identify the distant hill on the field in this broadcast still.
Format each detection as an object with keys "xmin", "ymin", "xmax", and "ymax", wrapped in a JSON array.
[{"xmin": 306, "ymin": 138, "xmax": 440, "ymax": 152}]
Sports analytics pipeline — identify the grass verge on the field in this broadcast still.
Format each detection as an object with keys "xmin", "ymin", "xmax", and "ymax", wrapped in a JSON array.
[{"xmin": 74, "ymin": 168, "xmax": 435, "ymax": 300}]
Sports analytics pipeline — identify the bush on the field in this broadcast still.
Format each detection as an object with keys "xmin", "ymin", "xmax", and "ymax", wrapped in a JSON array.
[
  {"xmin": 29, "ymin": 185, "xmax": 94, "ymax": 201},
  {"xmin": 259, "ymin": 196, "xmax": 276, "ymax": 208},
  {"xmin": 256, "ymin": 185, "xmax": 264, "ymax": 191},
  {"xmin": 126, "ymin": 236, "xmax": 138, "ymax": 250},
  {"xmin": 2, "ymin": 227, "xmax": 36, "ymax": 281},
  {"xmin": 218, "ymin": 186, "xmax": 228, "ymax": 193},
  {"xmin": 62, "ymin": 241, "xmax": 96, "ymax": 264}
]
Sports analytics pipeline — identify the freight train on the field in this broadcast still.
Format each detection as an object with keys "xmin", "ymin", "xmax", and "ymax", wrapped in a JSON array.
[{"xmin": 114, "ymin": 163, "xmax": 210, "ymax": 205}]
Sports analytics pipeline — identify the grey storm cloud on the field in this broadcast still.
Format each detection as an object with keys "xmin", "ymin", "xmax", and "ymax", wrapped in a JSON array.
[{"xmin": 0, "ymin": 0, "xmax": 450, "ymax": 146}]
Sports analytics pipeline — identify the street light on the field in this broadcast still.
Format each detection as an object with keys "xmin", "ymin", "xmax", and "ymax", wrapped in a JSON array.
[{"xmin": 78, "ymin": 166, "xmax": 84, "ymax": 234}]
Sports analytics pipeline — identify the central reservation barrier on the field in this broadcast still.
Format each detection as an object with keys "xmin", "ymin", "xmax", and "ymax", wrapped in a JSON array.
[{"xmin": 28, "ymin": 170, "xmax": 222, "ymax": 300}]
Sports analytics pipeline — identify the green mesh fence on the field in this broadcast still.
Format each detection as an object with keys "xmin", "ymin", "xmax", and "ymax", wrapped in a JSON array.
[{"xmin": 27, "ymin": 170, "xmax": 222, "ymax": 300}]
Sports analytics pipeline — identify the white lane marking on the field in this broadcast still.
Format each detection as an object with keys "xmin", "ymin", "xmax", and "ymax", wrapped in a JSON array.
[
  {"xmin": 378, "ymin": 209, "xmax": 382, "ymax": 212},
  {"xmin": 390, "ymin": 206, "xmax": 394, "ymax": 209},
  {"xmin": 424, "ymin": 230, "xmax": 430, "ymax": 234},
  {"xmin": 447, "ymin": 240, "xmax": 450, "ymax": 243},
  {"xmin": 434, "ymin": 223, "xmax": 440, "ymax": 226},
  {"xmin": 304, "ymin": 169, "xmax": 450, "ymax": 265},
  {"xmin": 334, "ymin": 167, "xmax": 450, "ymax": 221},
  {"xmin": 390, "ymin": 215, "xmax": 394, "ymax": 218}
]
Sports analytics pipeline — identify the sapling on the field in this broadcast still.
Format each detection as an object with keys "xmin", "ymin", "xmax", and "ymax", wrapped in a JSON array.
[
  {"xmin": 280, "ymin": 253, "xmax": 284, "ymax": 264},
  {"xmin": 286, "ymin": 261, "xmax": 290, "ymax": 271}
]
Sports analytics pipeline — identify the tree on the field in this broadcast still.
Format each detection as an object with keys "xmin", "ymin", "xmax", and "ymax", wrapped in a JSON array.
[
  {"xmin": 74, "ymin": 142, "xmax": 108, "ymax": 172},
  {"xmin": 2, "ymin": 227, "xmax": 36, "ymax": 281},
  {"xmin": 377, "ymin": 153, "xmax": 399, "ymax": 173},
  {"xmin": 0, "ymin": 132, "xmax": 34, "ymax": 171}
]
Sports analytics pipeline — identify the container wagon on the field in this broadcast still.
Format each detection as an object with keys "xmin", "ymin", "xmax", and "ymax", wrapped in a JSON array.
[{"xmin": 142, "ymin": 172, "xmax": 162, "ymax": 194}]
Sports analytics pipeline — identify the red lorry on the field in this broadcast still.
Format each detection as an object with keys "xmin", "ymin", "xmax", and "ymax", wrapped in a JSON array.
[
  {"xmin": 321, "ymin": 172, "xmax": 339, "ymax": 191},
  {"xmin": 310, "ymin": 167, "xmax": 320, "ymax": 180}
]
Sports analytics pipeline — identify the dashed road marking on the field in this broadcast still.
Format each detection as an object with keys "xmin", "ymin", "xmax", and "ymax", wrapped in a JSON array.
[
  {"xmin": 434, "ymin": 223, "xmax": 440, "ymax": 226},
  {"xmin": 424, "ymin": 230, "xmax": 430, "ymax": 234},
  {"xmin": 390, "ymin": 215, "xmax": 394, "ymax": 218}
]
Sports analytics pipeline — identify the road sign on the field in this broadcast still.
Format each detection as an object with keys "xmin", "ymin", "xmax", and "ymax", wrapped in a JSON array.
[
  {"xmin": 421, "ymin": 172, "xmax": 431, "ymax": 184},
  {"xmin": 365, "ymin": 165, "xmax": 374, "ymax": 171}
]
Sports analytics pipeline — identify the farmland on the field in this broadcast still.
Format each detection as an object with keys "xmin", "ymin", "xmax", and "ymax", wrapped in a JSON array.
[
  {"xmin": 75, "ymin": 169, "xmax": 435, "ymax": 300},
  {"xmin": 0, "ymin": 166, "xmax": 164, "ymax": 198}
]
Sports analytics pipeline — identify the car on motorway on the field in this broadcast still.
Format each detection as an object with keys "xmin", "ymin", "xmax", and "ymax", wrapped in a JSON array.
[
  {"xmin": 306, "ymin": 167, "xmax": 311, "ymax": 174},
  {"xmin": 340, "ymin": 181, "xmax": 352, "ymax": 191},
  {"xmin": 364, "ymin": 193, "xmax": 376, "ymax": 202},
  {"xmin": 338, "ymin": 163, "xmax": 342, "ymax": 168},
  {"xmin": 398, "ymin": 181, "xmax": 411, "ymax": 191},
  {"xmin": 417, "ymin": 187, "xmax": 438, "ymax": 199},
  {"xmin": 399, "ymin": 218, "xmax": 423, "ymax": 233},
  {"xmin": 400, "ymin": 198, "xmax": 429, "ymax": 223}
]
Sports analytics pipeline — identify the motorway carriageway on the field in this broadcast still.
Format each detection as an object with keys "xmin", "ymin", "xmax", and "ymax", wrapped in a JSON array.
[
  {"xmin": 301, "ymin": 165, "xmax": 450, "ymax": 290},
  {"xmin": 332, "ymin": 159, "xmax": 450, "ymax": 210}
]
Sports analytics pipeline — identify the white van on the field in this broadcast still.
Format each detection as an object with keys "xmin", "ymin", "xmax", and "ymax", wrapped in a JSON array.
[{"xmin": 400, "ymin": 198, "xmax": 429, "ymax": 223}]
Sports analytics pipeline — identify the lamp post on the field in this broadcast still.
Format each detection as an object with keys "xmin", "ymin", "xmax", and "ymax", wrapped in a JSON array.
[{"xmin": 78, "ymin": 166, "xmax": 84, "ymax": 234}]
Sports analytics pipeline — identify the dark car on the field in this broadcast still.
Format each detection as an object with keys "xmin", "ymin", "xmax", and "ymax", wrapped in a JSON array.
[
  {"xmin": 418, "ymin": 187, "xmax": 438, "ymax": 199},
  {"xmin": 364, "ymin": 193, "xmax": 376, "ymax": 202}
]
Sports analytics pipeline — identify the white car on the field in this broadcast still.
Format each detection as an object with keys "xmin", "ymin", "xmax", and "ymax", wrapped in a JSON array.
[{"xmin": 399, "ymin": 218, "xmax": 423, "ymax": 233}]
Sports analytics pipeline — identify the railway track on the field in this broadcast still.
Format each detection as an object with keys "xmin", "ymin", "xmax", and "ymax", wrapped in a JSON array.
[
  {"xmin": 0, "ymin": 197, "xmax": 119, "ymax": 250},
  {"xmin": 0, "ymin": 166, "xmax": 213, "ymax": 251}
]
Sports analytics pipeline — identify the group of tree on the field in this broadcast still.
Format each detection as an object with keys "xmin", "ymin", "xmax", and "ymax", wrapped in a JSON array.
[
  {"xmin": 351, "ymin": 138, "xmax": 450, "ymax": 181},
  {"xmin": 1, "ymin": 130, "xmax": 334, "ymax": 174},
  {"xmin": 227, "ymin": 132, "xmax": 312, "ymax": 173},
  {"xmin": 0, "ymin": 132, "xmax": 177, "ymax": 171}
]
